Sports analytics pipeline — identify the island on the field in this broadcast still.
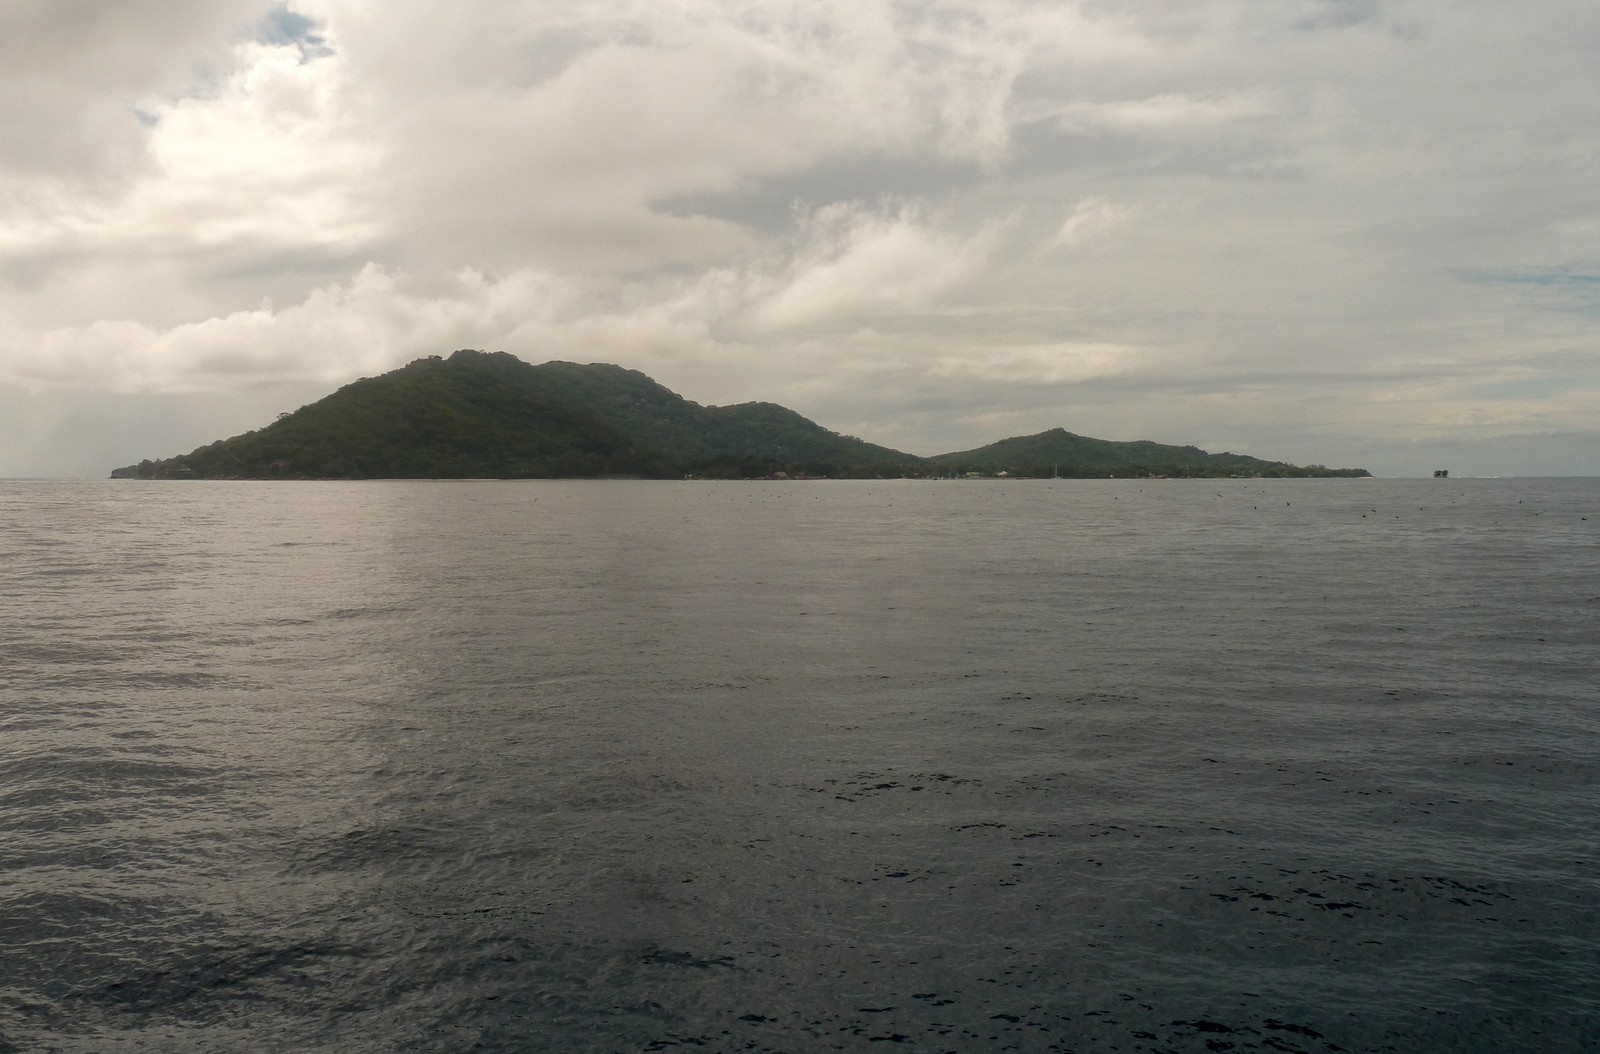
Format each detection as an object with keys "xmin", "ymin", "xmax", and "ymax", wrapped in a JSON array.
[{"xmin": 112, "ymin": 350, "xmax": 1371, "ymax": 480}]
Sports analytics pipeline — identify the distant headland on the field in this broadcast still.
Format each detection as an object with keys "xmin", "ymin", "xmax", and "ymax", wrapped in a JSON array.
[{"xmin": 112, "ymin": 350, "xmax": 1371, "ymax": 480}]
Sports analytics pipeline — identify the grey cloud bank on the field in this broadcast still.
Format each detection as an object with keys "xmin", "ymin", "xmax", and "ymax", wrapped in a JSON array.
[{"xmin": 1, "ymin": 0, "xmax": 1596, "ymax": 477}]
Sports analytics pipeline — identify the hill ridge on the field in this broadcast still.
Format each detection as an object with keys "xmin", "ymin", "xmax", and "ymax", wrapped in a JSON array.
[{"xmin": 112, "ymin": 350, "xmax": 1369, "ymax": 479}]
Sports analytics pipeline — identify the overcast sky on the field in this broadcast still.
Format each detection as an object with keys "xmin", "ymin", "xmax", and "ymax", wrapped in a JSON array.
[{"xmin": 2, "ymin": 0, "xmax": 1597, "ymax": 476}]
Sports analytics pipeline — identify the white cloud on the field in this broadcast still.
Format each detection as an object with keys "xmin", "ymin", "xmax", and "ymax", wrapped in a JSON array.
[
  {"xmin": 2, "ymin": 0, "xmax": 1599, "ymax": 474},
  {"xmin": 1047, "ymin": 91, "xmax": 1282, "ymax": 135},
  {"xmin": 0, "ymin": 0, "xmax": 268, "ymax": 188},
  {"xmin": 747, "ymin": 204, "xmax": 1002, "ymax": 331},
  {"xmin": 1050, "ymin": 197, "xmax": 1136, "ymax": 249},
  {"xmin": 0, "ymin": 204, "xmax": 1005, "ymax": 390},
  {"xmin": 933, "ymin": 342, "xmax": 1138, "ymax": 385},
  {"xmin": 1, "ymin": 265, "xmax": 567, "ymax": 391},
  {"xmin": 0, "ymin": 40, "xmax": 379, "ymax": 263}
]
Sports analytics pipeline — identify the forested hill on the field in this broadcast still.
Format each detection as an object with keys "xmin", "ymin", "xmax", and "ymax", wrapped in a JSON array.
[
  {"xmin": 931, "ymin": 427, "xmax": 1370, "ymax": 478},
  {"xmin": 111, "ymin": 350, "xmax": 920, "ymax": 480},
  {"xmin": 111, "ymin": 350, "xmax": 1370, "ymax": 479}
]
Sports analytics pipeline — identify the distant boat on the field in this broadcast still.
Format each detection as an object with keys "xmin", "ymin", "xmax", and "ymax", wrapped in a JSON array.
[{"xmin": 1433, "ymin": 469, "xmax": 1449, "ymax": 478}]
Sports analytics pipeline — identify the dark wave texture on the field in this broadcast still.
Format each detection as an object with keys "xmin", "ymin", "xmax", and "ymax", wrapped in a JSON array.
[{"xmin": 1, "ymin": 478, "xmax": 1596, "ymax": 1053}]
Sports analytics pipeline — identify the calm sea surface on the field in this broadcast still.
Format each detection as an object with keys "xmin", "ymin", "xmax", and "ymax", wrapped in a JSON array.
[{"xmin": 2, "ymin": 478, "xmax": 1597, "ymax": 1053}]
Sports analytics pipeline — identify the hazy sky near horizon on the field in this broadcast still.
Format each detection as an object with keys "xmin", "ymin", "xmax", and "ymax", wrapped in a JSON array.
[{"xmin": 2, "ymin": 0, "xmax": 1598, "ymax": 476}]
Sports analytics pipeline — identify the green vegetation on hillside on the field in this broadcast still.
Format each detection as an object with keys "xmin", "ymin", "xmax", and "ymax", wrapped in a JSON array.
[
  {"xmin": 112, "ymin": 350, "xmax": 923, "ymax": 480},
  {"xmin": 111, "ymin": 351, "xmax": 1371, "ymax": 479},
  {"xmin": 931, "ymin": 427, "xmax": 1370, "ymax": 478}
]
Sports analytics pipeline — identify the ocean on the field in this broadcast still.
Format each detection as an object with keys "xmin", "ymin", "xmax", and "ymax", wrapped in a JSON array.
[{"xmin": 2, "ymin": 478, "xmax": 1596, "ymax": 1053}]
